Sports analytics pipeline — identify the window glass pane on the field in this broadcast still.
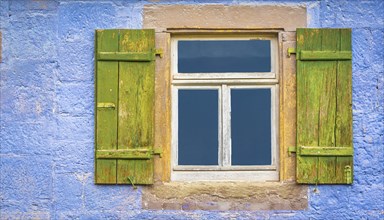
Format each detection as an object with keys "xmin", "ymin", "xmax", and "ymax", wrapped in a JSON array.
[
  {"xmin": 178, "ymin": 89, "xmax": 219, "ymax": 165},
  {"xmin": 178, "ymin": 40, "xmax": 271, "ymax": 73},
  {"xmin": 231, "ymin": 89, "xmax": 271, "ymax": 165}
]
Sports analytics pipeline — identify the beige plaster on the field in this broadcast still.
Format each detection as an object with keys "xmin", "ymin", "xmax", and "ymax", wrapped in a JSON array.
[
  {"xmin": 280, "ymin": 32, "xmax": 298, "ymax": 181},
  {"xmin": 143, "ymin": 182, "xmax": 308, "ymax": 211},
  {"xmin": 145, "ymin": 4, "xmax": 307, "ymax": 210},
  {"xmin": 143, "ymin": 5, "xmax": 306, "ymax": 31},
  {"xmin": 153, "ymin": 32, "xmax": 172, "ymax": 182}
]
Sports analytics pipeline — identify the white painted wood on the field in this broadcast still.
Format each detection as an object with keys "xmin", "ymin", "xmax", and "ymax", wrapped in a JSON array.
[
  {"xmin": 171, "ymin": 86, "xmax": 178, "ymax": 169},
  {"xmin": 227, "ymin": 85, "xmax": 278, "ymax": 168},
  {"xmin": 218, "ymin": 87, "xmax": 223, "ymax": 167},
  {"xmin": 170, "ymin": 33, "xmax": 280, "ymax": 182},
  {"xmin": 171, "ymin": 170, "xmax": 279, "ymax": 182},
  {"xmin": 172, "ymin": 78, "xmax": 278, "ymax": 85},
  {"xmin": 171, "ymin": 86, "xmax": 222, "ymax": 168},
  {"xmin": 173, "ymin": 73, "xmax": 276, "ymax": 80},
  {"xmin": 173, "ymin": 165, "xmax": 277, "ymax": 171},
  {"xmin": 222, "ymin": 84, "xmax": 231, "ymax": 167},
  {"xmin": 273, "ymin": 84, "xmax": 280, "ymax": 170},
  {"xmin": 171, "ymin": 35, "xmax": 279, "ymax": 79}
]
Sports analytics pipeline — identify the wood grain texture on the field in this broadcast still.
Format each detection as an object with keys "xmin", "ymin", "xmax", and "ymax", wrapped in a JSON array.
[
  {"xmin": 95, "ymin": 30, "xmax": 119, "ymax": 184},
  {"xmin": 296, "ymin": 28, "xmax": 353, "ymax": 184},
  {"xmin": 153, "ymin": 32, "xmax": 172, "ymax": 182},
  {"xmin": 95, "ymin": 29, "xmax": 156, "ymax": 185},
  {"xmin": 280, "ymin": 33, "xmax": 298, "ymax": 181},
  {"xmin": 117, "ymin": 29, "xmax": 155, "ymax": 184}
]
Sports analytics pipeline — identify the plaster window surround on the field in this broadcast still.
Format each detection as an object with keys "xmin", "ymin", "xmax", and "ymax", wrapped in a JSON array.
[{"xmin": 141, "ymin": 4, "xmax": 308, "ymax": 210}]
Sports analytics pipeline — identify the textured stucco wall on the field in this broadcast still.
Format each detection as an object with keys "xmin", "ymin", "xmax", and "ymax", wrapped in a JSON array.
[{"xmin": 0, "ymin": 0, "xmax": 383, "ymax": 219}]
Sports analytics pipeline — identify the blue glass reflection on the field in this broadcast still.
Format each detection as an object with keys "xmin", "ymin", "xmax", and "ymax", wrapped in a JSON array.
[
  {"xmin": 178, "ymin": 40, "xmax": 271, "ymax": 73},
  {"xmin": 231, "ymin": 89, "xmax": 272, "ymax": 165},
  {"xmin": 178, "ymin": 89, "xmax": 219, "ymax": 165}
]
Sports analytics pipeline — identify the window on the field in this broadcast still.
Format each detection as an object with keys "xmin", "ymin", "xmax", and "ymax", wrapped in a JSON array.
[{"xmin": 171, "ymin": 35, "xmax": 279, "ymax": 181}]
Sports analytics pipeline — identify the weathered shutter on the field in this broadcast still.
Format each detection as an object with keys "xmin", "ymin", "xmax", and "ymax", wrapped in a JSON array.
[
  {"xmin": 95, "ymin": 29, "xmax": 158, "ymax": 185},
  {"xmin": 296, "ymin": 28, "xmax": 353, "ymax": 184}
]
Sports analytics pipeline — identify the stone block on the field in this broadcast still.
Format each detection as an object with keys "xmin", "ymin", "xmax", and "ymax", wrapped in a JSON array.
[
  {"xmin": 56, "ymin": 82, "xmax": 94, "ymax": 116},
  {"xmin": 53, "ymin": 141, "xmax": 93, "ymax": 174},
  {"xmin": 84, "ymin": 178, "xmax": 140, "ymax": 211},
  {"xmin": 55, "ymin": 116, "xmax": 93, "ymax": 141},
  {"xmin": 57, "ymin": 41, "xmax": 94, "ymax": 82},
  {"xmin": 58, "ymin": 2, "xmax": 117, "ymax": 42},
  {"xmin": 0, "ymin": 155, "xmax": 52, "ymax": 212},
  {"xmin": 0, "ymin": 121, "xmax": 55, "ymax": 156},
  {"xmin": 53, "ymin": 173, "xmax": 84, "ymax": 211}
]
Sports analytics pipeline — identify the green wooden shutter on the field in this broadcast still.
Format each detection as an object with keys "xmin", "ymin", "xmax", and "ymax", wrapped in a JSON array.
[
  {"xmin": 95, "ymin": 29, "xmax": 157, "ymax": 185},
  {"xmin": 296, "ymin": 28, "xmax": 353, "ymax": 184}
]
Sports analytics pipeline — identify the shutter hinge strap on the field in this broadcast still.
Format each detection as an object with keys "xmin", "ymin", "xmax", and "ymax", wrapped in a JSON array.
[
  {"xmin": 97, "ymin": 102, "xmax": 116, "ymax": 109},
  {"xmin": 96, "ymin": 148, "xmax": 163, "ymax": 159}
]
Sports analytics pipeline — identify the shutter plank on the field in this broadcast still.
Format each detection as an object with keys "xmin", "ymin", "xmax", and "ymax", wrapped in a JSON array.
[
  {"xmin": 95, "ymin": 30, "xmax": 119, "ymax": 184},
  {"xmin": 334, "ymin": 29, "xmax": 353, "ymax": 183},
  {"xmin": 117, "ymin": 30, "xmax": 155, "ymax": 184},
  {"xmin": 336, "ymin": 29, "xmax": 353, "ymax": 147},
  {"xmin": 317, "ymin": 29, "xmax": 339, "ymax": 183},
  {"xmin": 296, "ymin": 28, "xmax": 322, "ymax": 183}
]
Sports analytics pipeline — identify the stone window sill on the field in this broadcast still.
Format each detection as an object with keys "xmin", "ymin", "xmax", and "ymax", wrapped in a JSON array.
[{"xmin": 143, "ymin": 181, "xmax": 307, "ymax": 211}]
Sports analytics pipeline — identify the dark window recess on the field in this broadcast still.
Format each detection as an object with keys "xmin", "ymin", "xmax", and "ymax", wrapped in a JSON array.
[
  {"xmin": 231, "ymin": 89, "xmax": 272, "ymax": 165},
  {"xmin": 178, "ymin": 40, "xmax": 271, "ymax": 73},
  {"xmin": 178, "ymin": 90, "xmax": 219, "ymax": 165}
]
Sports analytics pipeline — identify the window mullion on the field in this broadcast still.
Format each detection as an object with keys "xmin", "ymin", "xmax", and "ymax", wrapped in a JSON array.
[{"xmin": 222, "ymin": 84, "xmax": 231, "ymax": 167}]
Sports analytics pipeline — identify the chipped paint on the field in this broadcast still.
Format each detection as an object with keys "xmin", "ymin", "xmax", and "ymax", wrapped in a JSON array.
[{"xmin": 0, "ymin": 0, "xmax": 383, "ymax": 219}]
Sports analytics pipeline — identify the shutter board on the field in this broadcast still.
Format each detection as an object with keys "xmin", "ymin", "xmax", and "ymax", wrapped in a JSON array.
[
  {"xmin": 296, "ymin": 28, "xmax": 353, "ymax": 184},
  {"xmin": 117, "ymin": 29, "xmax": 155, "ymax": 185},
  {"xmin": 95, "ymin": 29, "xmax": 156, "ymax": 185},
  {"xmin": 95, "ymin": 30, "xmax": 119, "ymax": 184}
]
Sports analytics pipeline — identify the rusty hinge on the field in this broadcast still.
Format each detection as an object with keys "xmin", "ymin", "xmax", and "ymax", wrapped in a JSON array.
[{"xmin": 287, "ymin": 48, "xmax": 296, "ymax": 58}]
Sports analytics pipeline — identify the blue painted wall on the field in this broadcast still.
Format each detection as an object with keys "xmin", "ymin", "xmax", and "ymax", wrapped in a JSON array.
[{"xmin": 0, "ymin": 0, "xmax": 383, "ymax": 219}]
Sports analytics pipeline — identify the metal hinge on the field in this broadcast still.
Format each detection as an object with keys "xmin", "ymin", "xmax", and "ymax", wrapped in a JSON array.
[
  {"xmin": 152, "ymin": 148, "xmax": 163, "ymax": 158},
  {"xmin": 344, "ymin": 165, "xmax": 352, "ymax": 184},
  {"xmin": 154, "ymin": 48, "xmax": 163, "ymax": 58},
  {"xmin": 287, "ymin": 48, "xmax": 296, "ymax": 58},
  {"xmin": 288, "ymin": 146, "xmax": 296, "ymax": 156}
]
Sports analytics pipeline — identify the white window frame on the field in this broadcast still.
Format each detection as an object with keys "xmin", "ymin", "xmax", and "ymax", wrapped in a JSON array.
[{"xmin": 171, "ymin": 34, "xmax": 279, "ymax": 182}]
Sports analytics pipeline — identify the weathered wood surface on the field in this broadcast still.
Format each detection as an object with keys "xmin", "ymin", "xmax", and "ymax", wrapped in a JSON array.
[
  {"xmin": 95, "ymin": 30, "xmax": 119, "ymax": 184},
  {"xmin": 117, "ymin": 29, "xmax": 155, "ymax": 185},
  {"xmin": 97, "ymin": 51, "xmax": 155, "ymax": 61},
  {"xmin": 95, "ymin": 29, "xmax": 155, "ymax": 184},
  {"xmin": 299, "ymin": 51, "xmax": 352, "ymax": 61},
  {"xmin": 296, "ymin": 28, "xmax": 353, "ymax": 184}
]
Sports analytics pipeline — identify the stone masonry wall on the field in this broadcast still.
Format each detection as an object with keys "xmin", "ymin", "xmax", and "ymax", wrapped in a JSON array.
[{"xmin": 0, "ymin": 0, "xmax": 383, "ymax": 219}]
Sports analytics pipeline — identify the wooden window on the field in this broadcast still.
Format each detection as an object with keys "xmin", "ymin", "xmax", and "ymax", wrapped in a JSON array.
[
  {"xmin": 94, "ymin": 28, "xmax": 353, "ymax": 186},
  {"xmin": 171, "ymin": 34, "xmax": 279, "ymax": 181}
]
